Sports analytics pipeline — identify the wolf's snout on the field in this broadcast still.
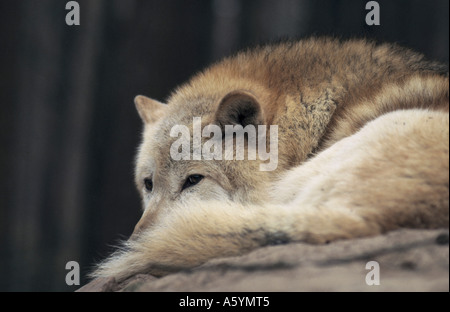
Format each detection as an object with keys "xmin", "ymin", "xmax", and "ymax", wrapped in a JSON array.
[{"xmin": 130, "ymin": 210, "xmax": 156, "ymax": 239}]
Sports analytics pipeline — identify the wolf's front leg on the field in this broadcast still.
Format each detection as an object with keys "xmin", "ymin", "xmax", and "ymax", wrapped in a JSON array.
[{"xmin": 90, "ymin": 193, "xmax": 387, "ymax": 282}]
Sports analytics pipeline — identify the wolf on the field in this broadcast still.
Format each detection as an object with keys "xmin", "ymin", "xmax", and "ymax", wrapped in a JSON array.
[{"xmin": 92, "ymin": 37, "xmax": 449, "ymax": 282}]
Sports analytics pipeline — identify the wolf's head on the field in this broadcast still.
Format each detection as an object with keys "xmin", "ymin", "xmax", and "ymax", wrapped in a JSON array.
[{"xmin": 131, "ymin": 88, "xmax": 279, "ymax": 237}]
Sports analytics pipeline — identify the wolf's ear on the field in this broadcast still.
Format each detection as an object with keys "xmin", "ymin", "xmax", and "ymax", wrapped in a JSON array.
[
  {"xmin": 134, "ymin": 95, "xmax": 167, "ymax": 124},
  {"xmin": 214, "ymin": 90, "xmax": 264, "ymax": 129}
]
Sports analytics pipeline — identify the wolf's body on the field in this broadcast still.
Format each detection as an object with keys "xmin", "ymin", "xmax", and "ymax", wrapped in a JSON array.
[{"xmin": 92, "ymin": 38, "xmax": 449, "ymax": 281}]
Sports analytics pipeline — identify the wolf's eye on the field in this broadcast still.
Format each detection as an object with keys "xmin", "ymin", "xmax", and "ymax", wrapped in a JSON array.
[
  {"xmin": 144, "ymin": 178, "xmax": 153, "ymax": 192},
  {"xmin": 182, "ymin": 174, "xmax": 204, "ymax": 191}
]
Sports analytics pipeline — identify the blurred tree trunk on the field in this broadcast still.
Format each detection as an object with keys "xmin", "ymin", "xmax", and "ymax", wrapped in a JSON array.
[
  {"xmin": 9, "ymin": 0, "xmax": 106, "ymax": 291},
  {"xmin": 0, "ymin": 0, "xmax": 20, "ymax": 292},
  {"xmin": 10, "ymin": 0, "xmax": 65, "ymax": 291},
  {"xmin": 53, "ymin": 0, "xmax": 106, "ymax": 290}
]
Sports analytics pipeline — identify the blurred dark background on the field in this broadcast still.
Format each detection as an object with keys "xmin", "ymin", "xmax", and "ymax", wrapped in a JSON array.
[{"xmin": 0, "ymin": 0, "xmax": 448, "ymax": 291}]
